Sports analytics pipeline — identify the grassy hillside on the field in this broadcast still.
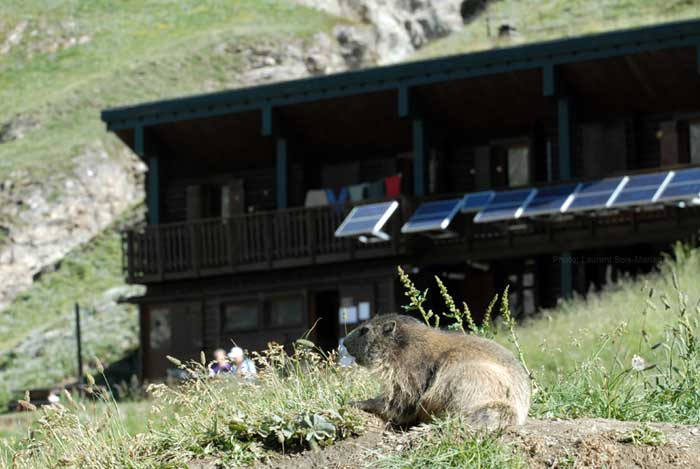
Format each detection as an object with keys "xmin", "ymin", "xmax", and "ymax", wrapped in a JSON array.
[
  {"xmin": 0, "ymin": 213, "xmax": 143, "ymax": 408},
  {"xmin": 0, "ymin": 0, "xmax": 340, "ymax": 181},
  {"xmin": 416, "ymin": 0, "xmax": 700, "ymax": 59}
]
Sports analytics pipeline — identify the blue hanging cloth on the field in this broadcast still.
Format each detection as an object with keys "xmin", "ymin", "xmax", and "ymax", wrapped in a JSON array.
[{"xmin": 326, "ymin": 187, "xmax": 349, "ymax": 206}]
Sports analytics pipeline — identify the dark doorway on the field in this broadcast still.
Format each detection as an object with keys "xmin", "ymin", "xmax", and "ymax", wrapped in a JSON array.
[{"xmin": 313, "ymin": 290, "xmax": 340, "ymax": 351}]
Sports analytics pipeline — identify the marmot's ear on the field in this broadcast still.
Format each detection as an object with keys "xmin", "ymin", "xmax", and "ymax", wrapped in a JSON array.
[{"xmin": 382, "ymin": 320, "xmax": 397, "ymax": 336}]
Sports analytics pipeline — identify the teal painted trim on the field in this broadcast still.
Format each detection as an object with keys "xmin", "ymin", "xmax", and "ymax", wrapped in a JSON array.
[
  {"xmin": 696, "ymin": 44, "xmax": 700, "ymax": 75},
  {"xmin": 261, "ymin": 105, "xmax": 274, "ymax": 137},
  {"xmin": 412, "ymin": 119, "xmax": 426, "ymax": 197},
  {"xmin": 102, "ymin": 20, "xmax": 700, "ymax": 131},
  {"xmin": 543, "ymin": 64, "xmax": 556, "ymax": 97},
  {"xmin": 276, "ymin": 138, "xmax": 288, "ymax": 209},
  {"xmin": 148, "ymin": 156, "xmax": 160, "ymax": 224},
  {"xmin": 134, "ymin": 126, "xmax": 144, "ymax": 156},
  {"xmin": 558, "ymin": 97, "xmax": 571, "ymax": 180},
  {"xmin": 560, "ymin": 251, "xmax": 573, "ymax": 299},
  {"xmin": 398, "ymin": 86, "xmax": 410, "ymax": 117}
]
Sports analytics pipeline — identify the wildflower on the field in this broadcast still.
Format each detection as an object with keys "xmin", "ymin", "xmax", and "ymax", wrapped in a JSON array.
[{"xmin": 632, "ymin": 354, "xmax": 646, "ymax": 372}]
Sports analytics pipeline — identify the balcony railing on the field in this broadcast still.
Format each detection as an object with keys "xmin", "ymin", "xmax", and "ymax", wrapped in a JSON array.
[{"xmin": 122, "ymin": 203, "xmax": 405, "ymax": 283}]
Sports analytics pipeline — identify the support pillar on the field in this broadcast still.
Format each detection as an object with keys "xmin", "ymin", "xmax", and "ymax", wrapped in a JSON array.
[
  {"xmin": 276, "ymin": 137, "xmax": 288, "ymax": 209},
  {"xmin": 135, "ymin": 126, "xmax": 160, "ymax": 224},
  {"xmin": 560, "ymin": 251, "xmax": 573, "ymax": 300},
  {"xmin": 412, "ymin": 118, "xmax": 427, "ymax": 197},
  {"xmin": 262, "ymin": 106, "xmax": 288, "ymax": 209},
  {"xmin": 558, "ymin": 96, "xmax": 572, "ymax": 180}
]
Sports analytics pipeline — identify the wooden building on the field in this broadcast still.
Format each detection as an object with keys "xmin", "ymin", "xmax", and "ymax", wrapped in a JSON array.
[{"xmin": 102, "ymin": 20, "xmax": 700, "ymax": 380}]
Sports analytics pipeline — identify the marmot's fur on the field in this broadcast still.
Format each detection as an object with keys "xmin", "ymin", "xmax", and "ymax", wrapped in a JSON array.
[{"xmin": 343, "ymin": 314, "xmax": 531, "ymax": 429}]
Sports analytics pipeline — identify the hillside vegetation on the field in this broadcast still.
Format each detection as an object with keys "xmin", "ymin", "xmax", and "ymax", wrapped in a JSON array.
[
  {"xmin": 3, "ymin": 243, "xmax": 700, "ymax": 467},
  {"xmin": 0, "ymin": 0, "xmax": 339, "ymax": 182},
  {"xmin": 416, "ymin": 0, "xmax": 700, "ymax": 59}
]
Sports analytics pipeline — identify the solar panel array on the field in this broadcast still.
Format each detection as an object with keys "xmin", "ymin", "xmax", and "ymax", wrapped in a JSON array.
[
  {"xmin": 334, "ymin": 201, "xmax": 398, "ymax": 241},
  {"xmin": 470, "ymin": 168, "xmax": 700, "ymax": 224},
  {"xmin": 401, "ymin": 198, "xmax": 463, "ymax": 233},
  {"xmin": 335, "ymin": 168, "xmax": 700, "ymax": 236}
]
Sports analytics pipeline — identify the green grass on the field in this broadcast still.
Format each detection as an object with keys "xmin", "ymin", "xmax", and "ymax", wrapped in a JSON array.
[
  {"xmin": 415, "ymin": 0, "xmax": 700, "ymax": 60},
  {"xmin": 0, "ymin": 0, "xmax": 341, "ymax": 181},
  {"xmin": 370, "ymin": 417, "xmax": 526, "ymax": 469},
  {"xmin": 4, "ymin": 244, "xmax": 700, "ymax": 467},
  {"xmin": 0, "ymin": 213, "xmax": 141, "ymax": 409}
]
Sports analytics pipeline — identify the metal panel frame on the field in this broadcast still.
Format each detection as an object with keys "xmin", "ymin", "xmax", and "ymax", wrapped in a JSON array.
[
  {"xmin": 334, "ymin": 201, "xmax": 399, "ymax": 241},
  {"xmin": 401, "ymin": 198, "xmax": 464, "ymax": 234}
]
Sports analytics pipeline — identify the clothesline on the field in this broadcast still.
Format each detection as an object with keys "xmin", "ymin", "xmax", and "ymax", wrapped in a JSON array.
[{"xmin": 305, "ymin": 174, "xmax": 402, "ymax": 208}]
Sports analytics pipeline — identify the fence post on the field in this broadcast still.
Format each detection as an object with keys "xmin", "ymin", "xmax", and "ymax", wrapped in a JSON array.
[{"xmin": 75, "ymin": 303, "xmax": 83, "ymax": 394}]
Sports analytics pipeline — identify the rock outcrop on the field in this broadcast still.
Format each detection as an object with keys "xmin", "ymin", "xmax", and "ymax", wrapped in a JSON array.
[
  {"xmin": 295, "ymin": 0, "xmax": 467, "ymax": 64},
  {"xmin": 0, "ymin": 143, "xmax": 145, "ymax": 312}
]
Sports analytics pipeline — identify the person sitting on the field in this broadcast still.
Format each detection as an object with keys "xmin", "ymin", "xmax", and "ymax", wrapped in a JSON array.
[
  {"xmin": 208, "ymin": 348, "xmax": 232, "ymax": 377},
  {"xmin": 228, "ymin": 347, "xmax": 257, "ymax": 379}
]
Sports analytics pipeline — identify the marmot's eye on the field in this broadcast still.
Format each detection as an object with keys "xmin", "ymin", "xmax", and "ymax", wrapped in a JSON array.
[{"xmin": 359, "ymin": 327, "xmax": 369, "ymax": 336}]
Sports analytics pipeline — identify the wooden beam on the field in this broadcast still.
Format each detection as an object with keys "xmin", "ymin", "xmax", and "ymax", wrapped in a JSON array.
[
  {"xmin": 543, "ymin": 64, "xmax": 556, "ymax": 97},
  {"xmin": 558, "ymin": 97, "xmax": 572, "ymax": 180},
  {"xmin": 412, "ymin": 118, "xmax": 427, "ymax": 197},
  {"xmin": 398, "ymin": 86, "xmax": 411, "ymax": 117},
  {"xmin": 276, "ymin": 137, "xmax": 288, "ymax": 209},
  {"xmin": 135, "ymin": 126, "xmax": 161, "ymax": 224},
  {"xmin": 559, "ymin": 251, "xmax": 573, "ymax": 299},
  {"xmin": 261, "ymin": 105, "xmax": 275, "ymax": 137}
]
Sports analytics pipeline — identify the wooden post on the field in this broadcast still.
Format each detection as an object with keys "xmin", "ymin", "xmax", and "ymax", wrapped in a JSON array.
[
  {"xmin": 75, "ymin": 303, "xmax": 83, "ymax": 390},
  {"xmin": 264, "ymin": 212, "xmax": 273, "ymax": 267},
  {"xmin": 189, "ymin": 222, "xmax": 200, "ymax": 277},
  {"xmin": 228, "ymin": 220, "xmax": 238, "ymax": 270},
  {"xmin": 155, "ymin": 228, "xmax": 164, "ymax": 281},
  {"xmin": 413, "ymin": 118, "xmax": 427, "ymax": 197},
  {"xmin": 306, "ymin": 209, "xmax": 317, "ymax": 263},
  {"xmin": 276, "ymin": 137, "xmax": 288, "ymax": 209},
  {"xmin": 558, "ymin": 97, "xmax": 572, "ymax": 180},
  {"xmin": 560, "ymin": 251, "xmax": 573, "ymax": 299}
]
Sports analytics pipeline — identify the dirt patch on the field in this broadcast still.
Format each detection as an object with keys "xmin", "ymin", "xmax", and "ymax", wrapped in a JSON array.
[{"xmin": 241, "ymin": 417, "xmax": 700, "ymax": 469}]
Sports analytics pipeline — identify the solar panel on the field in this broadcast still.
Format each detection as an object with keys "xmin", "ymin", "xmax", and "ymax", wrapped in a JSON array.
[
  {"xmin": 656, "ymin": 168, "xmax": 700, "ymax": 202},
  {"xmin": 564, "ymin": 177, "xmax": 625, "ymax": 213},
  {"xmin": 461, "ymin": 191, "xmax": 495, "ymax": 213},
  {"xmin": 401, "ymin": 198, "xmax": 464, "ymax": 233},
  {"xmin": 473, "ymin": 189, "xmax": 536, "ymax": 223},
  {"xmin": 520, "ymin": 183, "xmax": 580, "ymax": 218},
  {"xmin": 609, "ymin": 172, "xmax": 671, "ymax": 208},
  {"xmin": 334, "ymin": 201, "xmax": 399, "ymax": 242}
]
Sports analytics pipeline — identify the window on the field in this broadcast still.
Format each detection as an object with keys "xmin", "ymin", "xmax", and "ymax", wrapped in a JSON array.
[
  {"xmin": 507, "ymin": 144, "xmax": 530, "ymax": 187},
  {"xmin": 269, "ymin": 296, "xmax": 304, "ymax": 328},
  {"xmin": 690, "ymin": 121, "xmax": 700, "ymax": 165},
  {"xmin": 222, "ymin": 302, "xmax": 259, "ymax": 333}
]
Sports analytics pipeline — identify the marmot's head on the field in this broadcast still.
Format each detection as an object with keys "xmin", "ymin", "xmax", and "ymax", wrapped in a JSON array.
[{"xmin": 343, "ymin": 314, "xmax": 421, "ymax": 367}]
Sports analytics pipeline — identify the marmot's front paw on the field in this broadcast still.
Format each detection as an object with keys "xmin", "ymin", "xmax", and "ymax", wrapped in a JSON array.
[{"xmin": 349, "ymin": 398, "xmax": 382, "ymax": 413}]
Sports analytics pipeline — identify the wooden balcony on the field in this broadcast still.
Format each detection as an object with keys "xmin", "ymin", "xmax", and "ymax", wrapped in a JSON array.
[
  {"xmin": 123, "ymin": 193, "xmax": 700, "ymax": 284},
  {"xmin": 122, "ymin": 204, "xmax": 406, "ymax": 283}
]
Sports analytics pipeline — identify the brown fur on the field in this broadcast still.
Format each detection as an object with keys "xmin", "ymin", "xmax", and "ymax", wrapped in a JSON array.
[{"xmin": 343, "ymin": 314, "xmax": 531, "ymax": 429}]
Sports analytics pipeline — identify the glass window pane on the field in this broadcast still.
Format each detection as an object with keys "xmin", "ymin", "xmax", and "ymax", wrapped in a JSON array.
[
  {"xmin": 270, "ymin": 296, "xmax": 304, "ymax": 328},
  {"xmin": 508, "ymin": 145, "xmax": 530, "ymax": 187},
  {"xmin": 223, "ymin": 302, "xmax": 259, "ymax": 332}
]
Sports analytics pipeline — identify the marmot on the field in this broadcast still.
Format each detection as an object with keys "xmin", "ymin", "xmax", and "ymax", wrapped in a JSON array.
[{"xmin": 343, "ymin": 314, "xmax": 530, "ymax": 429}]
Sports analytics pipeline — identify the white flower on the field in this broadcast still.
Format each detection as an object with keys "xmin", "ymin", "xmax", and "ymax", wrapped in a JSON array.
[{"xmin": 632, "ymin": 354, "xmax": 647, "ymax": 372}]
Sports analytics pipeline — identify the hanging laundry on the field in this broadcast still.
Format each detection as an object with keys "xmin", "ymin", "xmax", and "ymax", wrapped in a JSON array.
[
  {"xmin": 305, "ymin": 189, "xmax": 329, "ymax": 207},
  {"xmin": 348, "ymin": 183, "xmax": 369, "ymax": 202},
  {"xmin": 367, "ymin": 179, "xmax": 385, "ymax": 199},
  {"xmin": 326, "ymin": 187, "xmax": 349, "ymax": 206},
  {"xmin": 384, "ymin": 174, "xmax": 402, "ymax": 197}
]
